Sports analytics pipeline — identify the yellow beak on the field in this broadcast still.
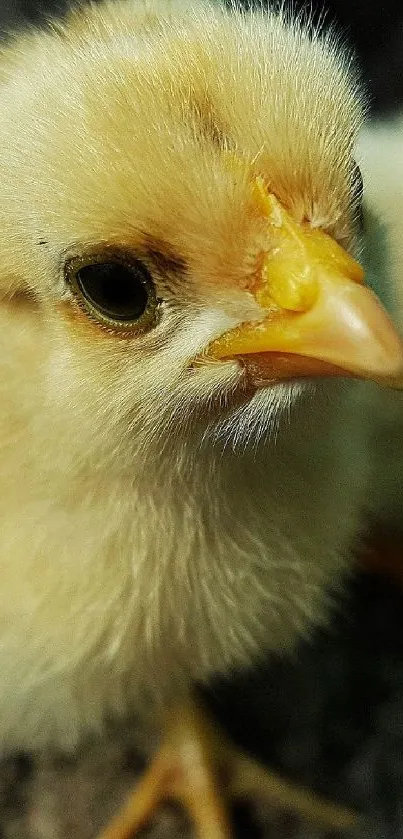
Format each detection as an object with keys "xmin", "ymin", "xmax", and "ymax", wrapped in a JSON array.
[{"xmin": 206, "ymin": 184, "xmax": 403, "ymax": 387}]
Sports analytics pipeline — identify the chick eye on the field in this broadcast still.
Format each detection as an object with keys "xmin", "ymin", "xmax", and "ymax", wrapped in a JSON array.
[{"xmin": 66, "ymin": 255, "xmax": 157, "ymax": 329}]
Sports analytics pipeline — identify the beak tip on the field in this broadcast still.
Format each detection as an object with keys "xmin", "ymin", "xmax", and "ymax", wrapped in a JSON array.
[
  {"xmin": 381, "ymin": 360, "xmax": 403, "ymax": 390},
  {"xmin": 372, "ymin": 329, "xmax": 403, "ymax": 388}
]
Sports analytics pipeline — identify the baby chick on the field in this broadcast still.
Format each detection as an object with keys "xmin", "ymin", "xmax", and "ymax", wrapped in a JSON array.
[{"xmin": 0, "ymin": 0, "xmax": 402, "ymax": 834}]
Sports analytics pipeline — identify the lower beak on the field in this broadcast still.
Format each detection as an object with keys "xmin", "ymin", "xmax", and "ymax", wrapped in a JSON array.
[{"xmin": 205, "ymin": 189, "xmax": 403, "ymax": 388}]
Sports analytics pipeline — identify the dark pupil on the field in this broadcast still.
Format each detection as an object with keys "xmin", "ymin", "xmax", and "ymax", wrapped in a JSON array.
[{"xmin": 76, "ymin": 261, "xmax": 149, "ymax": 321}]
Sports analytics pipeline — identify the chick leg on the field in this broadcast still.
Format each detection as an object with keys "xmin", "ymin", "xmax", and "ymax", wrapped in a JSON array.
[
  {"xmin": 97, "ymin": 699, "xmax": 359, "ymax": 839},
  {"xmin": 97, "ymin": 701, "xmax": 232, "ymax": 839}
]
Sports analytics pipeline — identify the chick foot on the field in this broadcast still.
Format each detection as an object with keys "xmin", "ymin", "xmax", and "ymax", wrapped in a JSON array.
[{"xmin": 97, "ymin": 699, "xmax": 359, "ymax": 839}]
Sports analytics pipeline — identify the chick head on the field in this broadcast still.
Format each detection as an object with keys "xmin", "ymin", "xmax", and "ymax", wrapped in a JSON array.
[{"xmin": 0, "ymin": 0, "xmax": 401, "ymax": 469}]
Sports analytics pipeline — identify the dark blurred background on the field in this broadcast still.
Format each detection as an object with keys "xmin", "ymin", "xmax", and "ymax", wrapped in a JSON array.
[{"xmin": 1, "ymin": 0, "xmax": 403, "ymax": 113}]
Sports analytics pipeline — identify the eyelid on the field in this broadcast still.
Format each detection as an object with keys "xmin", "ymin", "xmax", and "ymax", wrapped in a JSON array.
[{"xmin": 64, "ymin": 250, "xmax": 159, "ymax": 332}]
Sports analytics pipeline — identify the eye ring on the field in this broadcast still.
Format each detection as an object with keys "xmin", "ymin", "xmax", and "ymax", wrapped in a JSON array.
[{"xmin": 65, "ymin": 251, "xmax": 158, "ymax": 331}]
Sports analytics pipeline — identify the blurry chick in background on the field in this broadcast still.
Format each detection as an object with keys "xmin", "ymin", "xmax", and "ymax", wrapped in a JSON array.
[
  {"xmin": 349, "ymin": 117, "xmax": 403, "ymax": 586},
  {"xmin": 359, "ymin": 118, "xmax": 403, "ymax": 524},
  {"xmin": 0, "ymin": 0, "xmax": 403, "ymax": 836}
]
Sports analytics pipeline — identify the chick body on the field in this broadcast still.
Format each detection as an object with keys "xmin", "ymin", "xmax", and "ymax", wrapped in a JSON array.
[{"xmin": 0, "ymin": 0, "xmax": 375, "ymax": 754}]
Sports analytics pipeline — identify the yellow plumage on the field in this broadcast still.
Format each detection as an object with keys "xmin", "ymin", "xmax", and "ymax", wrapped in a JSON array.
[{"xmin": 0, "ymin": 2, "xmax": 400, "ymax": 794}]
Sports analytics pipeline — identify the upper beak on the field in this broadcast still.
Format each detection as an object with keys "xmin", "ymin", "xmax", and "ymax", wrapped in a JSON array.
[{"xmin": 205, "ymin": 182, "xmax": 403, "ymax": 388}]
